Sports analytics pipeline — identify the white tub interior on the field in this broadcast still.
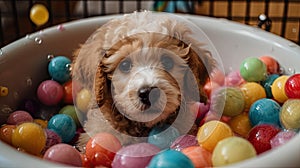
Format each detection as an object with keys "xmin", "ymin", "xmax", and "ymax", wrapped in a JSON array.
[{"xmin": 0, "ymin": 14, "xmax": 299, "ymax": 167}]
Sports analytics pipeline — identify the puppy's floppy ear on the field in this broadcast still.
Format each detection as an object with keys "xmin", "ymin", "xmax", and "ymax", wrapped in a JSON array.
[
  {"xmin": 184, "ymin": 45, "xmax": 215, "ymax": 104},
  {"xmin": 94, "ymin": 62, "xmax": 107, "ymax": 107}
]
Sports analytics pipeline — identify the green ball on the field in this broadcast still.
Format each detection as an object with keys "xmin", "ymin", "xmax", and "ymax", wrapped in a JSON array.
[
  {"xmin": 240, "ymin": 57, "xmax": 267, "ymax": 82},
  {"xmin": 59, "ymin": 105, "xmax": 80, "ymax": 127},
  {"xmin": 211, "ymin": 87, "xmax": 245, "ymax": 117}
]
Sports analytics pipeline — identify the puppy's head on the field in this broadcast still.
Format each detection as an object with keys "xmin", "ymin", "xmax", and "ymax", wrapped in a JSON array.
[{"xmin": 73, "ymin": 12, "xmax": 215, "ymax": 128}]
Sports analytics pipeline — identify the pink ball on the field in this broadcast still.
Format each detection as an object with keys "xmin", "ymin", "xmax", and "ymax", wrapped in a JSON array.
[
  {"xmin": 37, "ymin": 80, "xmax": 64, "ymax": 106},
  {"xmin": 270, "ymin": 130, "xmax": 296, "ymax": 148},
  {"xmin": 112, "ymin": 143, "xmax": 160, "ymax": 168},
  {"xmin": 225, "ymin": 71, "xmax": 245, "ymax": 86},
  {"xmin": 43, "ymin": 143, "xmax": 82, "ymax": 166},
  {"xmin": 7, "ymin": 110, "xmax": 33, "ymax": 125},
  {"xmin": 170, "ymin": 135, "xmax": 198, "ymax": 151}
]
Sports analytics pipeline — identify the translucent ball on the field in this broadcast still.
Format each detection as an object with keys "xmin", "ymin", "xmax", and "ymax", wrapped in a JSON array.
[{"xmin": 30, "ymin": 4, "xmax": 49, "ymax": 26}]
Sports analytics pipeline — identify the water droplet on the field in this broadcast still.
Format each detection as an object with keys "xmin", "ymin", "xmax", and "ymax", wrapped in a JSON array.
[
  {"xmin": 13, "ymin": 92, "xmax": 20, "ymax": 100},
  {"xmin": 287, "ymin": 67, "xmax": 295, "ymax": 75},
  {"xmin": 34, "ymin": 37, "xmax": 42, "ymax": 44},
  {"xmin": 66, "ymin": 63, "xmax": 72, "ymax": 72},
  {"xmin": 26, "ymin": 77, "xmax": 33, "ymax": 87},
  {"xmin": 279, "ymin": 67, "xmax": 285, "ymax": 75},
  {"xmin": 0, "ymin": 105, "xmax": 13, "ymax": 114},
  {"xmin": 288, "ymin": 43, "xmax": 297, "ymax": 48},
  {"xmin": 47, "ymin": 54, "xmax": 54, "ymax": 61},
  {"xmin": 57, "ymin": 24, "xmax": 65, "ymax": 31},
  {"xmin": 25, "ymin": 34, "xmax": 30, "ymax": 39},
  {"xmin": 0, "ymin": 48, "xmax": 3, "ymax": 56}
]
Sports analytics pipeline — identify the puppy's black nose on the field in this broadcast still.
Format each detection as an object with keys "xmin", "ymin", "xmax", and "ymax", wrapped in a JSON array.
[{"xmin": 138, "ymin": 86, "xmax": 160, "ymax": 106}]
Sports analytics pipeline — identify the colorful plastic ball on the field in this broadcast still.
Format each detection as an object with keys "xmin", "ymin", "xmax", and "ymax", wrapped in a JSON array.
[
  {"xmin": 249, "ymin": 98, "xmax": 281, "ymax": 127},
  {"xmin": 170, "ymin": 134, "xmax": 198, "ymax": 151},
  {"xmin": 285, "ymin": 74, "xmax": 300, "ymax": 99},
  {"xmin": 210, "ymin": 87, "xmax": 245, "ymax": 117},
  {"xmin": 7, "ymin": 110, "xmax": 33, "ymax": 125},
  {"xmin": 210, "ymin": 69, "xmax": 225, "ymax": 86},
  {"xmin": 259, "ymin": 56, "xmax": 279, "ymax": 74},
  {"xmin": 12, "ymin": 122, "xmax": 46, "ymax": 155},
  {"xmin": 0, "ymin": 125, "xmax": 16, "ymax": 145},
  {"xmin": 63, "ymin": 80, "xmax": 74, "ymax": 104},
  {"xmin": 148, "ymin": 124, "xmax": 180, "ymax": 149},
  {"xmin": 197, "ymin": 120, "xmax": 234, "ymax": 152},
  {"xmin": 48, "ymin": 56, "xmax": 71, "ymax": 83},
  {"xmin": 85, "ymin": 132, "xmax": 122, "ymax": 167},
  {"xmin": 47, "ymin": 114, "xmax": 76, "ymax": 143},
  {"xmin": 212, "ymin": 137, "xmax": 256, "ymax": 166},
  {"xmin": 112, "ymin": 143, "xmax": 160, "ymax": 168},
  {"xmin": 280, "ymin": 99, "xmax": 300, "ymax": 130},
  {"xmin": 228, "ymin": 113, "xmax": 252, "ymax": 138},
  {"xmin": 240, "ymin": 57, "xmax": 267, "ymax": 82},
  {"xmin": 33, "ymin": 119, "xmax": 48, "ymax": 129},
  {"xmin": 43, "ymin": 143, "xmax": 82, "ymax": 167},
  {"xmin": 76, "ymin": 88, "xmax": 92, "ymax": 113},
  {"xmin": 225, "ymin": 70, "xmax": 245, "ymax": 87},
  {"xmin": 147, "ymin": 149, "xmax": 194, "ymax": 168},
  {"xmin": 271, "ymin": 75, "xmax": 289, "ymax": 103},
  {"xmin": 203, "ymin": 80, "xmax": 221, "ymax": 98},
  {"xmin": 43, "ymin": 129, "xmax": 62, "ymax": 153},
  {"xmin": 270, "ymin": 130, "xmax": 297, "ymax": 148},
  {"xmin": 0, "ymin": 86, "xmax": 8, "ymax": 96},
  {"xmin": 247, "ymin": 124, "xmax": 281, "ymax": 154},
  {"xmin": 30, "ymin": 4, "xmax": 49, "ymax": 26},
  {"xmin": 37, "ymin": 80, "xmax": 64, "ymax": 106},
  {"xmin": 59, "ymin": 105, "xmax": 80, "ymax": 127},
  {"xmin": 261, "ymin": 74, "xmax": 279, "ymax": 98},
  {"xmin": 240, "ymin": 82, "xmax": 266, "ymax": 111},
  {"xmin": 181, "ymin": 146, "xmax": 212, "ymax": 168}
]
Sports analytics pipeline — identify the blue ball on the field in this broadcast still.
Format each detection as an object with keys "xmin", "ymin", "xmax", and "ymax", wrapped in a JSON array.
[
  {"xmin": 261, "ymin": 74, "xmax": 279, "ymax": 98},
  {"xmin": 48, "ymin": 56, "xmax": 71, "ymax": 83},
  {"xmin": 148, "ymin": 124, "xmax": 180, "ymax": 149},
  {"xmin": 148, "ymin": 149, "xmax": 194, "ymax": 168},
  {"xmin": 47, "ymin": 114, "xmax": 76, "ymax": 143},
  {"xmin": 249, "ymin": 98, "xmax": 281, "ymax": 127}
]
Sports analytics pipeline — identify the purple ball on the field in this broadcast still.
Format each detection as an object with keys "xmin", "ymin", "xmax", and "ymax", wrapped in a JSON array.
[
  {"xmin": 112, "ymin": 143, "xmax": 160, "ymax": 168},
  {"xmin": 43, "ymin": 129, "xmax": 62, "ymax": 153},
  {"xmin": 170, "ymin": 135, "xmax": 198, "ymax": 151},
  {"xmin": 7, "ymin": 110, "xmax": 33, "ymax": 125}
]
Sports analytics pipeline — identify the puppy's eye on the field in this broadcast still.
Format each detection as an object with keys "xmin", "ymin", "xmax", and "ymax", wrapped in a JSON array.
[
  {"xmin": 119, "ymin": 58, "xmax": 132, "ymax": 73},
  {"xmin": 161, "ymin": 55, "xmax": 174, "ymax": 70}
]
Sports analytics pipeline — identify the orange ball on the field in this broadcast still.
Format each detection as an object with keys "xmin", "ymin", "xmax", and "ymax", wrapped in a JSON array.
[
  {"xmin": 228, "ymin": 113, "xmax": 252, "ymax": 138},
  {"xmin": 259, "ymin": 56, "xmax": 279, "ymax": 74},
  {"xmin": 181, "ymin": 146, "xmax": 212, "ymax": 168},
  {"xmin": 63, "ymin": 80, "xmax": 73, "ymax": 104},
  {"xmin": 0, "ymin": 125, "xmax": 16, "ymax": 145},
  {"xmin": 85, "ymin": 133, "xmax": 122, "ymax": 167}
]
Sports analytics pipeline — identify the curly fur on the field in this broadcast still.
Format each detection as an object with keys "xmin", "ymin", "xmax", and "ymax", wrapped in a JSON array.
[{"xmin": 72, "ymin": 11, "xmax": 215, "ymax": 149}]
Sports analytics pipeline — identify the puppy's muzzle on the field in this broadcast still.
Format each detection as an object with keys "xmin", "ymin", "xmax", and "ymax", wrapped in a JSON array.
[{"xmin": 138, "ymin": 86, "xmax": 161, "ymax": 108}]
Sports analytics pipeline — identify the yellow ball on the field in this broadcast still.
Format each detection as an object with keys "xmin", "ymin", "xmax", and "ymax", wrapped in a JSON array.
[
  {"xmin": 240, "ymin": 82, "xmax": 266, "ymax": 111},
  {"xmin": 228, "ymin": 113, "xmax": 252, "ymax": 138},
  {"xmin": 76, "ymin": 88, "xmax": 92, "ymax": 113},
  {"xmin": 271, "ymin": 75, "xmax": 289, "ymax": 103},
  {"xmin": 212, "ymin": 137, "xmax": 256, "ymax": 166},
  {"xmin": 12, "ymin": 123, "xmax": 46, "ymax": 155},
  {"xmin": 280, "ymin": 99, "xmax": 300, "ymax": 129},
  {"xmin": 33, "ymin": 119, "xmax": 48, "ymax": 129},
  {"xmin": 30, "ymin": 4, "xmax": 49, "ymax": 26},
  {"xmin": 197, "ymin": 120, "xmax": 233, "ymax": 152}
]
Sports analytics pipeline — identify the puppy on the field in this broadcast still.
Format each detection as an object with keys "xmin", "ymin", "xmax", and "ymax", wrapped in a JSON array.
[{"xmin": 72, "ymin": 11, "xmax": 215, "ymax": 149}]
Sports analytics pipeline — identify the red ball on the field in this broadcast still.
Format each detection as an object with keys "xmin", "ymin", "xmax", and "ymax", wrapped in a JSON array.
[
  {"xmin": 285, "ymin": 74, "xmax": 300, "ymax": 99},
  {"xmin": 37, "ymin": 80, "xmax": 64, "ymax": 106},
  {"xmin": 247, "ymin": 124, "xmax": 281, "ymax": 154},
  {"xmin": 85, "ymin": 133, "xmax": 122, "ymax": 167},
  {"xmin": 7, "ymin": 110, "xmax": 33, "ymax": 125}
]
